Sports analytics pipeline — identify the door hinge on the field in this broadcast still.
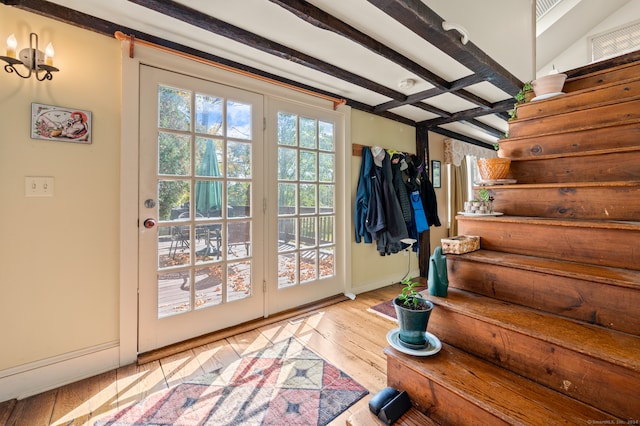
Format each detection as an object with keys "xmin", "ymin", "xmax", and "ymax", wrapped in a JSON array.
[
  {"xmin": 263, "ymin": 280, "xmax": 266, "ymax": 292},
  {"xmin": 263, "ymin": 198, "xmax": 267, "ymax": 213},
  {"xmin": 263, "ymin": 117, "xmax": 266, "ymax": 131}
]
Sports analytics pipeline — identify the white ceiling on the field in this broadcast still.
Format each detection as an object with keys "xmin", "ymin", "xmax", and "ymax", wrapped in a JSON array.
[{"xmin": 17, "ymin": 0, "xmax": 634, "ymax": 145}]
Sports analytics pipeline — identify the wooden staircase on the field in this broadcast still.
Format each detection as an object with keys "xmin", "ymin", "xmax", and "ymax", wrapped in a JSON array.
[{"xmin": 385, "ymin": 52, "xmax": 640, "ymax": 424}]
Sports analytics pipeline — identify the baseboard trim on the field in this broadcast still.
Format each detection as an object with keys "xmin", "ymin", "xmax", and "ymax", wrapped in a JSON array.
[{"xmin": 0, "ymin": 341, "xmax": 120, "ymax": 402}]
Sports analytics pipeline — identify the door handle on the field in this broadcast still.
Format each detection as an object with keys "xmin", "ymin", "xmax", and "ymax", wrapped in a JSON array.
[{"xmin": 143, "ymin": 218, "xmax": 156, "ymax": 229}]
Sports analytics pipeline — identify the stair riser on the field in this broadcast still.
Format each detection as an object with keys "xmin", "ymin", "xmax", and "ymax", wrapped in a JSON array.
[
  {"xmin": 457, "ymin": 218, "xmax": 640, "ymax": 270},
  {"xmin": 509, "ymin": 99, "xmax": 640, "ymax": 138},
  {"xmin": 500, "ymin": 122, "xmax": 640, "ymax": 160},
  {"xmin": 386, "ymin": 353, "xmax": 511, "ymax": 426},
  {"xmin": 518, "ymin": 80, "xmax": 640, "ymax": 120},
  {"xmin": 447, "ymin": 256, "xmax": 640, "ymax": 336},
  {"xmin": 489, "ymin": 185, "xmax": 640, "ymax": 221},
  {"xmin": 428, "ymin": 309, "xmax": 640, "ymax": 420},
  {"xmin": 507, "ymin": 150, "xmax": 640, "ymax": 183},
  {"xmin": 565, "ymin": 62, "xmax": 640, "ymax": 93}
]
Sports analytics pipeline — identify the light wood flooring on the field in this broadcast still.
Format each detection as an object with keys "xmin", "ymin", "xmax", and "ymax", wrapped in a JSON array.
[{"xmin": 0, "ymin": 283, "xmax": 402, "ymax": 426}]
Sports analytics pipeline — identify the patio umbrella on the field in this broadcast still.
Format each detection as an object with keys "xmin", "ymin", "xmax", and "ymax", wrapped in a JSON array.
[
  {"xmin": 195, "ymin": 140, "xmax": 223, "ymax": 257},
  {"xmin": 195, "ymin": 139, "xmax": 222, "ymax": 216}
]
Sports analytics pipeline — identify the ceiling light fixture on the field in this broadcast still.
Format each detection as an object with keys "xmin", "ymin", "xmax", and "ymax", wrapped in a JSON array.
[
  {"xmin": 442, "ymin": 21, "xmax": 469, "ymax": 45},
  {"xmin": 398, "ymin": 78, "xmax": 416, "ymax": 90},
  {"xmin": 1, "ymin": 33, "xmax": 59, "ymax": 81}
]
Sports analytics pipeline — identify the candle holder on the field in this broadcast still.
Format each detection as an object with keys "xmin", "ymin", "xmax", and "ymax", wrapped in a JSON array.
[{"xmin": 1, "ymin": 33, "xmax": 59, "ymax": 81}]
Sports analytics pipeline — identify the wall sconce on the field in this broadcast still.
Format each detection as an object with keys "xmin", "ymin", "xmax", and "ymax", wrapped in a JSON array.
[{"xmin": 1, "ymin": 32, "xmax": 59, "ymax": 81}]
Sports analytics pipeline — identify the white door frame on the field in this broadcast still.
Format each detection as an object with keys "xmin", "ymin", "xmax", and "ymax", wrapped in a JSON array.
[{"xmin": 119, "ymin": 43, "xmax": 351, "ymax": 364}]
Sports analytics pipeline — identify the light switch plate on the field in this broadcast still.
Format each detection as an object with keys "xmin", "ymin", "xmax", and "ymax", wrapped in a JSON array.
[{"xmin": 25, "ymin": 176, "xmax": 54, "ymax": 197}]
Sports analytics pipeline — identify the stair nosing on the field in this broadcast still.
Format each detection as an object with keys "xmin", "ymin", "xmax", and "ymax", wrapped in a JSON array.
[
  {"xmin": 426, "ymin": 289, "xmax": 640, "ymax": 372},
  {"xmin": 450, "ymin": 249, "xmax": 640, "ymax": 289},
  {"xmin": 456, "ymin": 215, "xmax": 640, "ymax": 230}
]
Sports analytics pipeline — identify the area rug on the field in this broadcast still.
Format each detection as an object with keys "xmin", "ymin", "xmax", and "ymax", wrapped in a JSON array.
[{"xmin": 95, "ymin": 338, "xmax": 368, "ymax": 426}]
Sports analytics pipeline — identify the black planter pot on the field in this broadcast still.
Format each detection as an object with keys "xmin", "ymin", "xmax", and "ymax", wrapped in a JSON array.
[{"xmin": 393, "ymin": 297, "xmax": 434, "ymax": 348}]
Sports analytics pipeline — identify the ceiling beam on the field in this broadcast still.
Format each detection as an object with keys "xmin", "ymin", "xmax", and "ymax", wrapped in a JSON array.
[
  {"xmin": 425, "ymin": 126, "xmax": 495, "ymax": 150},
  {"xmin": 269, "ymin": 0, "xmax": 497, "ymax": 113},
  {"xmin": 420, "ymin": 99, "xmax": 514, "ymax": 127},
  {"xmin": 127, "ymin": 0, "xmax": 411, "ymax": 102},
  {"xmin": 367, "ymin": 0, "xmax": 523, "ymax": 95}
]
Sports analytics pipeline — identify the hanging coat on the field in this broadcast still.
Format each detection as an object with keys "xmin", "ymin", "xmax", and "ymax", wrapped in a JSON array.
[{"xmin": 354, "ymin": 146, "xmax": 374, "ymax": 243}]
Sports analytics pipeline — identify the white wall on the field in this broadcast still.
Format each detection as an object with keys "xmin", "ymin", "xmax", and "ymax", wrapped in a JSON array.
[{"xmin": 539, "ymin": 1, "xmax": 640, "ymax": 75}]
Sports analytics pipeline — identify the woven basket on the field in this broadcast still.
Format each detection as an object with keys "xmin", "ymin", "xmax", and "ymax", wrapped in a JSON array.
[{"xmin": 477, "ymin": 158, "xmax": 511, "ymax": 180}]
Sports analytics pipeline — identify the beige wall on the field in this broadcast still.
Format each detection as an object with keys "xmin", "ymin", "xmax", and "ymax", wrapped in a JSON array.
[
  {"xmin": 349, "ymin": 112, "xmax": 450, "ymax": 293},
  {"xmin": 0, "ymin": 7, "xmax": 121, "ymax": 370}
]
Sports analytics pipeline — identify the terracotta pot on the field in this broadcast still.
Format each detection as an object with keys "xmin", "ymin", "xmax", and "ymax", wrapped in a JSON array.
[
  {"xmin": 477, "ymin": 157, "xmax": 511, "ymax": 180},
  {"xmin": 532, "ymin": 73, "xmax": 567, "ymax": 97}
]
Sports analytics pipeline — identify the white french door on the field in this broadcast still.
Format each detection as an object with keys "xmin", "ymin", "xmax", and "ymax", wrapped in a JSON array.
[
  {"xmin": 138, "ymin": 65, "xmax": 265, "ymax": 353},
  {"xmin": 266, "ymin": 99, "xmax": 345, "ymax": 314}
]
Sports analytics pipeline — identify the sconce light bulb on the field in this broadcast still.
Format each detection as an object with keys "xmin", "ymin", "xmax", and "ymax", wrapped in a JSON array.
[
  {"xmin": 45, "ymin": 42, "xmax": 54, "ymax": 66},
  {"xmin": 6, "ymin": 34, "xmax": 17, "ymax": 58}
]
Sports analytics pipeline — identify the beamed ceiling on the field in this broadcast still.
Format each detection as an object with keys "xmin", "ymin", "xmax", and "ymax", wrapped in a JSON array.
[{"xmin": 3, "ymin": 0, "xmax": 535, "ymax": 149}]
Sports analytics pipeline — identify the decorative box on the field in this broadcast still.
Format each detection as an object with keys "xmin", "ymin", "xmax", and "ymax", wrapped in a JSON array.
[{"xmin": 441, "ymin": 235, "xmax": 480, "ymax": 254}]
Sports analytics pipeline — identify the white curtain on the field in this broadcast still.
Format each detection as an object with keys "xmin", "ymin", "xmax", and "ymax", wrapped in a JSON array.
[{"xmin": 444, "ymin": 138, "xmax": 495, "ymax": 166}]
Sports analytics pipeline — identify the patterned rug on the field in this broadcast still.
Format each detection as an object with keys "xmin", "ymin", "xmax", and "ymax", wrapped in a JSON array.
[{"xmin": 95, "ymin": 338, "xmax": 368, "ymax": 426}]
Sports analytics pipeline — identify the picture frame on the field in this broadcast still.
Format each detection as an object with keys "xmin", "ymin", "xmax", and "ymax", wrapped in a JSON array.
[
  {"xmin": 432, "ymin": 160, "xmax": 441, "ymax": 188},
  {"xmin": 31, "ymin": 103, "xmax": 92, "ymax": 144}
]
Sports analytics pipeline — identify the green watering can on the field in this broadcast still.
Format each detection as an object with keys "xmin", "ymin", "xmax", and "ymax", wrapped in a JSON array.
[{"xmin": 428, "ymin": 246, "xmax": 449, "ymax": 297}]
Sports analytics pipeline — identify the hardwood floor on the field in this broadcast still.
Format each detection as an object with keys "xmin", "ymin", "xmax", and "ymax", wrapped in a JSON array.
[{"xmin": 0, "ymin": 284, "xmax": 403, "ymax": 426}]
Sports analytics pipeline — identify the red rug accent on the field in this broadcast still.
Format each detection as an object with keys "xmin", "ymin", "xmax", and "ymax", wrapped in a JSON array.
[
  {"xmin": 367, "ymin": 287, "xmax": 428, "ymax": 322},
  {"xmin": 95, "ymin": 338, "xmax": 368, "ymax": 426}
]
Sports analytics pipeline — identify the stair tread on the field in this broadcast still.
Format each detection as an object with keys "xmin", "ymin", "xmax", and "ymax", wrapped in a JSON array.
[
  {"xmin": 385, "ymin": 343, "xmax": 617, "ymax": 424},
  {"xmin": 457, "ymin": 215, "xmax": 640, "ymax": 230},
  {"xmin": 455, "ymin": 249, "xmax": 640, "ymax": 288},
  {"xmin": 475, "ymin": 180, "xmax": 640, "ymax": 189},
  {"xmin": 516, "ymin": 79, "xmax": 640, "ymax": 120},
  {"xmin": 425, "ymin": 288, "xmax": 640, "ymax": 371}
]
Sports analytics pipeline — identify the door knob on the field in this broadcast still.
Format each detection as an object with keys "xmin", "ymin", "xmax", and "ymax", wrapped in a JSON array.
[{"xmin": 143, "ymin": 218, "xmax": 156, "ymax": 229}]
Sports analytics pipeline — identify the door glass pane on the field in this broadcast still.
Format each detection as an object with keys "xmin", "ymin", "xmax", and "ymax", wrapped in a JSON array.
[
  {"xmin": 278, "ymin": 147, "xmax": 297, "ymax": 180},
  {"xmin": 227, "ymin": 100, "xmax": 251, "ymax": 140},
  {"xmin": 195, "ymin": 94, "xmax": 223, "ymax": 135},
  {"xmin": 300, "ymin": 217, "xmax": 316, "ymax": 248},
  {"xmin": 228, "ymin": 181, "xmax": 251, "ymax": 218},
  {"xmin": 158, "ymin": 270, "xmax": 190, "ymax": 318},
  {"xmin": 278, "ymin": 183, "xmax": 297, "ymax": 215},
  {"xmin": 227, "ymin": 142, "xmax": 251, "ymax": 178},
  {"xmin": 227, "ymin": 221, "xmax": 251, "ymax": 260},
  {"xmin": 228, "ymin": 261, "xmax": 251, "ymax": 301},
  {"xmin": 158, "ymin": 85, "xmax": 191, "ymax": 131},
  {"xmin": 278, "ymin": 218, "xmax": 297, "ymax": 250},
  {"xmin": 159, "ymin": 133, "xmax": 190, "ymax": 176},
  {"xmin": 195, "ymin": 265, "xmax": 222, "ymax": 309},
  {"xmin": 158, "ymin": 180, "xmax": 189, "ymax": 221},
  {"xmin": 299, "ymin": 151, "xmax": 316, "ymax": 181},
  {"xmin": 318, "ymin": 121, "xmax": 334, "ymax": 151},
  {"xmin": 300, "ymin": 250, "xmax": 317, "ymax": 283},
  {"xmin": 278, "ymin": 112, "xmax": 297, "ymax": 146},
  {"xmin": 300, "ymin": 183, "xmax": 316, "ymax": 213},
  {"xmin": 299, "ymin": 117, "xmax": 316, "ymax": 149},
  {"xmin": 319, "ymin": 184, "xmax": 334, "ymax": 213}
]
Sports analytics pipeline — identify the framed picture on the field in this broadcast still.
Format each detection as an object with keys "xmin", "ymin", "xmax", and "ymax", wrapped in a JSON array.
[
  {"xmin": 432, "ymin": 160, "xmax": 441, "ymax": 188},
  {"xmin": 31, "ymin": 103, "xmax": 92, "ymax": 144}
]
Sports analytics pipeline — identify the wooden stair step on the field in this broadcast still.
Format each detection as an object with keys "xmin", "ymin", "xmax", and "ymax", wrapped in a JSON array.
[
  {"xmin": 564, "ymin": 54, "xmax": 640, "ymax": 93},
  {"xmin": 385, "ymin": 343, "xmax": 619, "ymax": 425},
  {"xmin": 506, "ymin": 150, "xmax": 640, "ymax": 183},
  {"xmin": 517, "ymin": 77, "xmax": 640, "ymax": 120},
  {"xmin": 485, "ymin": 181, "xmax": 640, "ymax": 220},
  {"xmin": 457, "ymin": 215, "xmax": 640, "ymax": 270},
  {"xmin": 499, "ymin": 121, "xmax": 640, "ymax": 160},
  {"xmin": 508, "ymin": 97, "xmax": 640, "ymax": 138},
  {"xmin": 447, "ymin": 250, "xmax": 640, "ymax": 335},
  {"xmin": 426, "ymin": 289, "xmax": 640, "ymax": 419}
]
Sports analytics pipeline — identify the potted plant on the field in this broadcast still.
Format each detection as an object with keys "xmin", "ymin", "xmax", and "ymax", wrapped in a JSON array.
[
  {"xmin": 508, "ymin": 81, "xmax": 533, "ymax": 121},
  {"xmin": 532, "ymin": 66, "xmax": 567, "ymax": 98},
  {"xmin": 393, "ymin": 276, "xmax": 434, "ymax": 348}
]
